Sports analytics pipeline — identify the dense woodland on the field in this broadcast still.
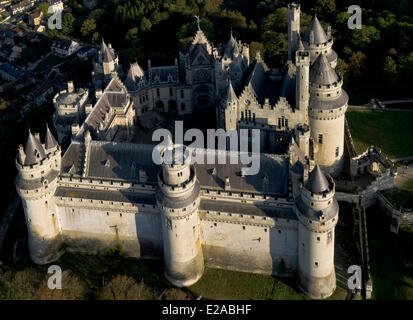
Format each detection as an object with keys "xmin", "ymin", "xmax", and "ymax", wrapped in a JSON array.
[{"xmin": 36, "ymin": 0, "xmax": 413, "ymax": 88}]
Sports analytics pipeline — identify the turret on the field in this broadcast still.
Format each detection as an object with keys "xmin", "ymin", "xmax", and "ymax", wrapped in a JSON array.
[
  {"xmin": 295, "ymin": 45, "xmax": 310, "ymax": 125},
  {"xmin": 15, "ymin": 124, "xmax": 63, "ymax": 264},
  {"xmin": 218, "ymin": 80, "xmax": 238, "ymax": 131},
  {"xmin": 302, "ymin": 15, "xmax": 337, "ymax": 68},
  {"xmin": 156, "ymin": 141, "xmax": 204, "ymax": 287},
  {"xmin": 308, "ymin": 53, "xmax": 348, "ymax": 176},
  {"xmin": 295, "ymin": 165, "xmax": 338, "ymax": 299},
  {"xmin": 287, "ymin": 2, "xmax": 301, "ymax": 62}
]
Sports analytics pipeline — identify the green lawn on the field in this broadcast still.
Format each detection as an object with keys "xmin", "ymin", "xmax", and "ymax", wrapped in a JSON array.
[
  {"xmin": 188, "ymin": 267, "xmax": 307, "ymax": 300},
  {"xmin": 188, "ymin": 267, "xmax": 348, "ymax": 300},
  {"xmin": 346, "ymin": 110, "xmax": 413, "ymax": 158},
  {"xmin": 367, "ymin": 205, "xmax": 413, "ymax": 300}
]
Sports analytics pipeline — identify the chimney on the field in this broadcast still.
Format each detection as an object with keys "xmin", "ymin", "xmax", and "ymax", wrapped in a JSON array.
[
  {"xmin": 71, "ymin": 123, "xmax": 79, "ymax": 136},
  {"xmin": 34, "ymin": 132, "xmax": 41, "ymax": 143},
  {"xmin": 225, "ymin": 176, "xmax": 231, "ymax": 190}
]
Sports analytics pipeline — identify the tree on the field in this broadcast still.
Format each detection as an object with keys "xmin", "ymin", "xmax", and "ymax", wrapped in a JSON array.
[
  {"xmin": 261, "ymin": 8, "xmax": 287, "ymax": 33},
  {"xmin": 348, "ymin": 51, "xmax": 367, "ymax": 82},
  {"xmin": 36, "ymin": 270, "xmax": 87, "ymax": 300},
  {"xmin": 249, "ymin": 41, "xmax": 264, "ymax": 62},
  {"xmin": 89, "ymin": 9, "xmax": 105, "ymax": 22},
  {"xmin": 140, "ymin": 17, "xmax": 152, "ymax": 33},
  {"xmin": 315, "ymin": 0, "xmax": 336, "ymax": 14},
  {"xmin": 37, "ymin": 2, "xmax": 49, "ymax": 16},
  {"xmin": 399, "ymin": 52, "xmax": 413, "ymax": 82},
  {"xmin": 164, "ymin": 288, "xmax": 192, "ymax": 300},
  {"xmin": 383, "ymin": 56, "xmax": 398, "ymax": 85},
  {"xmin": 62, "ymin": 13, "xmax": 75, "ymax": 35},
  {"xmin": 261, "ymin": 31, "xmax": 287, "ymax": 68},
  {"xmin": 336, "ymin": 58, "xmax": 349, "ymax": 82},
  {"xmin": 97, "ymin": 275, "xmax": 156, "ymax": 300},
  {"xmin": 92, "ymin": 32, "xmax": 100, "ymax": 44},
  {"xmin": 351, "ymin": 25, "xmax": 381, "ymax": 49},
  {"xmin": 125, "ymin": 27, "xmax": 139, "ymax": 42},
  {"xmin": 80, "ymin": 18, "xmax": 97, "ymax": 38}
]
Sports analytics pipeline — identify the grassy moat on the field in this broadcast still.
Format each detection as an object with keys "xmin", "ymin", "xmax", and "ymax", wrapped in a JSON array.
[
  {"xmin": 0, "ymin": 201, "xmax": 409, "ymax": 300},
  {"xmin": 366, "ymin": 205, "xmax": 413, "ymax": 300},
  {"xmin": 346, "ymin": 110, "xmax": 413, "ymax": 158}
]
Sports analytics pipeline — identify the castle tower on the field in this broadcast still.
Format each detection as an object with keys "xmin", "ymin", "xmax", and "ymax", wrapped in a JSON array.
[
  {"xmin": 218, "ymin": 79, "xmax": 238, "ymax": 131},
  {"xmin": 287, "ymin": 2, "xmax": 300, "ymax": 61},
  {"xmin": 302, "ymin": 15, "xmax": 337, "ymax": 68},
  {"xmin": 156, "ymin": 141, "xmax": 204, "ymax": 287},
  {"xmin": 295, "ymin": 165, "xmax": 338, "ymax": 299},
  {"xmin": 308, "ymin": 53, "xmax": 348, "ymax": 176},
  {"xmin": 295, "ymin": 44, "xmax": 310, "ymax": 125},
  {"xmin": 15, "ymin": 125, "xmax": 63, "ymax": 264}
]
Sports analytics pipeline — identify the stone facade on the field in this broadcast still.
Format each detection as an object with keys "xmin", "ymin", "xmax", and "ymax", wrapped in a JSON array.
[{"xmin": 15, "ymin": 3, "xmax": 353, "ymax": 299}]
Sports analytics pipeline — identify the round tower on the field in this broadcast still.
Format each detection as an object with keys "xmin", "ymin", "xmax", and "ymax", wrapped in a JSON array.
[
  {"xmin": 309, "ymin": 53, "xmax": 348, "ymax": 177},
  {"xmin": 295, "ymin": 165, "xmax": 338, "ymax": 299},
  {"xmin": 15, "ymin": 125, "xmax": 63, "ymax": 264},
  {"xmin": 302, "ymin": 16, "xmax": 337, "ymax": 68},
  {"xmin": 156, "ymin": 142, "xmax": 204, "ymax": 287}
]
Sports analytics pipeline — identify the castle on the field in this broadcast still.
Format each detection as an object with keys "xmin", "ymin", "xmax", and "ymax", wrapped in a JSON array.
[{"xmin": 15, "ymin": 3, "xmax": 349, "ymax": 299}]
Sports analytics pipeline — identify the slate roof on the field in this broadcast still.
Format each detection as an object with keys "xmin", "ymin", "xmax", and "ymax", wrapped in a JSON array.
[
  {"xmin": 151, "ymin": 66, "xmax": 177, "ymax": 83},
  {"xmin": 223, "ymin": 79, "xmax": 237, "ymax": 103},
  {"xmin": 200, "ymin": 200, "xmax": 296, "ymax": 219},
  {"xmin": 309, "ymin": 53, "xmax": 339, "ymax": 86},
  {"xmin": 52, "ymin": 37, "xmax": 74, "ymax": 51},
  {"xmin": 303, "ymin": 16, "xmax": 328, "ymax": 45},
  {"xmin": 306, "ymin": 164, "xmax": 329, "ymax": 193},
  {"xmin": 244, "ymin": 60, "xmax": 295, "ymax": 106},
  {"xmin": 45, "ymin": 124, "xmax": 58, "ymax": 150},
  {"xmin": 223, "ymin": 32, "xmax": 240, "ymax": 59},
  {"xmin": 61, "ymin": 141, "xmax": 289, "ymax": 196},
  {"xmin": 24, "ymin": 131, "xmax": 46, "ymax": 166}
]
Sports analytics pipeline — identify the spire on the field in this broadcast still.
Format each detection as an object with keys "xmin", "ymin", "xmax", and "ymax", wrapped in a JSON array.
[
  {"xmin": 101, "ymin": 38, "xmax": 114, "ymax": 63},
  {"xmin": 24, "ymin": 128, "xmax": 46, "ymax": 166},
  {"xmin": 309, "ymin": 53, "xmax": 339, "ymax": 85},
  {"xmin": 306, "ymin": 164, "xmax": 329, "ymax": 193},
  {"xmin": 224, "ymin": 79, "xmax": 237, "ymax": 105},
  {"xmin": 45, "ymin": 123, "xmax": 58, "ymax": 150},
  {"xmin": 195, "ymin": 15, "xmax": 200, "ymax": 30},
  {"xmin": 224, "ymin": 30, "xmax": 238, "ymax": 59},
  {"xmin": 303, "ymin": 15, "xmax": 328, "ymax": 45}
]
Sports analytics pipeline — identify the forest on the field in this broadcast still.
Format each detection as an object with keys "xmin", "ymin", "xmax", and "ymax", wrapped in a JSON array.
[{"xmin": 35, "ymin": 0, "xmax": 413, "ymax": 89}]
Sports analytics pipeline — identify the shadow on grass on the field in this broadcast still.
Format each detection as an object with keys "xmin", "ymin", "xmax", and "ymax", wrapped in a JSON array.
[{"xmin": 366, "ymin": 204, "xmax": 413, "ymax": 300}]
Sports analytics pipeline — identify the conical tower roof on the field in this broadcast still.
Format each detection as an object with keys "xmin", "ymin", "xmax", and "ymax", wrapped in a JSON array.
[
  {"xmin": 309, "ymin": 53, "xmax": 339, "ymax": 85},
  {"xmin": 45, "ymin": 123, "xmax": 58, "ymax": 150},
  {"xmin": 306, "ymin": 164, "xmax": 329, "ymax": 193},
  {"xmin": 24, "ymin": 129, "xmax": 46, "ymax": 166},
  {"xmin": 101, "ymin": 39, "xmax": 114, "ymax": 63},
  {"xmin": 224, "ymin": 31, "xmax": 239, "ymax": 58},
  {"xmin": 224, "ymin": 79, "xmax": 237, "ymax": 104},
  {"xmin": 303, "ymin": 15, "xmax": 328, "ymax": 45}
]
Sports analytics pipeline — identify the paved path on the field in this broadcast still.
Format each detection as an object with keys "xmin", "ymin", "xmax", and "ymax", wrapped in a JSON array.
[{"xmin": 394, "ymin": 164, "xmax": 413, "ymax": 189}]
